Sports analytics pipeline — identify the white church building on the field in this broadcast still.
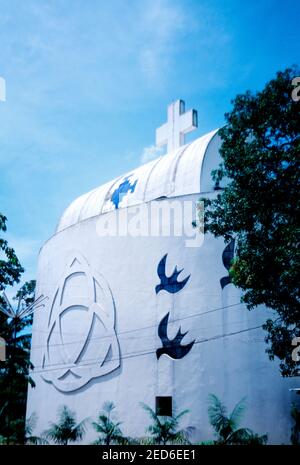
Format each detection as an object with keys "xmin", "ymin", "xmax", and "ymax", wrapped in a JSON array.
[{"xmin": 27, "ymin": 100, "xmax": 296, "ymax": 444}]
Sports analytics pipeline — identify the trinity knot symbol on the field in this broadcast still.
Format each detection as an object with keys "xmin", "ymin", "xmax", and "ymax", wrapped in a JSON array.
[{"xmin": 42, "ymin": 253, "xmax": 120, "ymax": 392}]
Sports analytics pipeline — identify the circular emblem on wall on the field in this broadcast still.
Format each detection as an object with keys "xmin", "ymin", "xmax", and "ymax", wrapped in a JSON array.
[{"xmin": 41, "ymin": 253, "xmax": 120, "ymax": 392}]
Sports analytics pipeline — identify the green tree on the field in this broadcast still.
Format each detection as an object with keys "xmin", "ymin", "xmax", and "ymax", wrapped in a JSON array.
[
  {"xmin": 0, "ymin": 213, "xmax": 24, "ymax": 290},
  {"xmin": 44, "ymin": 405, "xmax": 87, "ymax": 445},
  {"xmin": 92, "ymin": 401, "xmax": 128, "ymax": 445},
  {"xmin": 23, "ymin": 413, "xmax": 46, "ymax": 445},
  {"xmin": 207, "ymin": 394, "xmax": 267, "ymax": 445},
  {"xmin": 200, "ymin": 66, "xmax": 300, "ymax": 376},
  {"xmin": 3, "ymin": 413, "xmax": 46, "ymax": 445},
  {"xmin": 0, "ymin": 214, "xmax": 36, "ymax": 443},
  {"xmin": 0, "ymin": 280, "xmax": 36, "ymax": 444},
  {"xmin": 141, "ymin": 403, "xmax": 192, "ymax": 445},
  {"xmin": 0, "ymin": 213, "xmax": 29, "ymax": 442}
]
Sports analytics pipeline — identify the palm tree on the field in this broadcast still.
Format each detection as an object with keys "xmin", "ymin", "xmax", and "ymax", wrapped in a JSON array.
[
  {"xmin": 0, "ymin": 282, "xmax": 46, "ymax": 444},
  {"xmin": 141, "ymin": 403, "xmax": 193, "ymax": 445},
  {"xmin": 24, "ymin": 413, "xmax": 47, "ymax": 445},
  {"xmin": 44, "ymin": 405, "xmax": 87, "ymax": 445},
  {"xmin": 92, "ymin": 401, "xmax": 128, "ymax": 445},
  {"xmin": 0, "ymin": 406, "xmax": 45, "ymax": 444},
  {"xmin": 207, "ymin": 394, "xmax": 267, "ymax": 445}
]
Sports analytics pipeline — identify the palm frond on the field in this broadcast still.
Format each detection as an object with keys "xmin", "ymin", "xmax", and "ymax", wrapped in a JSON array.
[
  {"xmin": 229, "ymin": 397, "xmax": 246, "ymax": 429},
  {"xmin": 142, "ymin": 402, "xmax": 191, "ymax": 445},
  {"xmin": 174, "ymin": 409, "xmax": 189, "ymax": 422},
  {"xmin": 43, "ymin": 404, "xmax": 87, "ymax": 444},
  {"xmin": 228, "ymin": 427, "xmax": 267, "ymax": 445},
  {"xmin": 102, "ymin": 401, "xmax": 115, "ymax": 414},
  {"xmin": 25, "ymin": 435, "xmax": 49, "ymax": 445},
  {"xmin": 71, "ymin": 417, "xmax": 87, "ymax": 440},
  {"xmin": 92, "ymin": 402, "xmax": 126, "ymax": 445},
  {"xmin": 208, "ymin": 394, "xmax": 228, "ymax": 434},
  {"xmin": 140, "ymin": 403, "xmax": 158, "ymax": 421},
  {"xmin": 25, "ymin": 412, "xmax": 38, "ymax": 437}
]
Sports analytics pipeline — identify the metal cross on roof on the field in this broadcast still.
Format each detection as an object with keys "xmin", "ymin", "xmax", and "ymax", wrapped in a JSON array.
[{"xmin": 156, "ymin": 99, "xmax": 198, "ymax": 153}]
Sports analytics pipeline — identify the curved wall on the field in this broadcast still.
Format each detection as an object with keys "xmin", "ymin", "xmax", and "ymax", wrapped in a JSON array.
[{"xmin": 27, "ymin": 193, "xmax": 295, "ymax": 444}]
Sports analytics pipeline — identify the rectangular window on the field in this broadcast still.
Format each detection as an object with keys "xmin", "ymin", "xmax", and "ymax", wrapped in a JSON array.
[{"xmin": 156, "ymin": 396, "xmax": 172, "ymax": 416}]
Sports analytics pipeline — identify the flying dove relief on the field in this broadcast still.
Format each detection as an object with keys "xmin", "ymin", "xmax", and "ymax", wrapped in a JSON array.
[
  {"xmin": 156, "ymin": 312, "xmax": 195, "ymax": 360},
  {"xmin": 155, "ymin": 254, "xmax": 190, "ymax": 294},
  {"xmin": 155, "ymin": 255, "xmax": 194, "ymax": 360}
]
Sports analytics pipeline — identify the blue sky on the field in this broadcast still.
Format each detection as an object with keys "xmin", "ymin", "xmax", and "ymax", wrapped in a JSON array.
[{"xmin": 0, "ymin": 0, "xmax": 299, "ymax": 289}]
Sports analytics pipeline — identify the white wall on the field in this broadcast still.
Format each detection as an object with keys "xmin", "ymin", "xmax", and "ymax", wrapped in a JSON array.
[{"xmin": 26, "ymin": 193, "xmax": 296, "ymax": 444}]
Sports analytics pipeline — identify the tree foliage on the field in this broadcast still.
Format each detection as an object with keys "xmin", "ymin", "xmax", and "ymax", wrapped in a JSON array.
[
  {"xmin": 44, "ymin": 405, "xmax": 87, "ymax": 445},
  {"xmin": 207, "ymin": 394, "xmax": 267, "ymax": 445},
  {"xmin": 0, "ymin": 213, "xmax": 24, "ymax": 291},
  {"xmin": 202, "ymin": 66, "xmax": 300, "ymax": 376},
  {"xmin": 0, "ymin": 280, "xmax": 36, "ymax": 443},
  {"xmin": 92, "ymin": 401, "xmax": 128, "ymax": 445},
  {"xmin": 0, "ymin": 213, "xmax": 36, "ymax": 443},
  {"xmin": 141, "ymin": 403, "xmax": 193, "ymax": 445}
]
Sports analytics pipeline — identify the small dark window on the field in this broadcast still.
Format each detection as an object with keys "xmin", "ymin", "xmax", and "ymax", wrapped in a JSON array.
[{"xmin": 156, "ymin": 396, "xmax": 172, "ymax": 416}]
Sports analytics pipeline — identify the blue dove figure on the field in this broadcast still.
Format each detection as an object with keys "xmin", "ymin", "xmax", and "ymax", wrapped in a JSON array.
[
  {"xmin": 156, "ymin": 312, "xmax": 195, "ymax": 360},
  {"xmin": 111, "ymin": 175, "xmax": 137, "ymax": 209},
  {"xmin": 155, "ymin": 254, "xmax": 190, "ymax": 294}
]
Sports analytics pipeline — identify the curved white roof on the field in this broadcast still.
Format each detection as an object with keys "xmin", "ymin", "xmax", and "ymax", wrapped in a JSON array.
[{"xmin": 56, "ymin": 129, "xmax": 220, "ymax": 233}]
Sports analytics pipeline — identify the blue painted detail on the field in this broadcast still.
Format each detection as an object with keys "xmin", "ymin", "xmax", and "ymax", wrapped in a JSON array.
[
  {"xmin": 111, "ymin": 175, "xmax": 137, "ymax": 209},
  {"xmin": 220, "ymin": 239, "xmax": 235, "ymax": 289},
  {"xmin": 155, "ymin": 254, "xmax": 190, "ymax": 294},
  {"xmin": 156, "ymin": 312, "xmax": 195, "ymax": 360}
]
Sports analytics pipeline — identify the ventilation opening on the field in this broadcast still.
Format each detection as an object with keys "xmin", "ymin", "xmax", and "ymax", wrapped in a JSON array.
[{"xmin": 156, "ymin": 396, "xmax": 173, "ymax": 416}]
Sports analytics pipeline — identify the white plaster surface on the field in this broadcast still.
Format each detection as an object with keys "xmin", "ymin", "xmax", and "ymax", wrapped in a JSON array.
[{"xmin": 27, "ymin": 130, "xmax": 297, "ymax": 444}]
